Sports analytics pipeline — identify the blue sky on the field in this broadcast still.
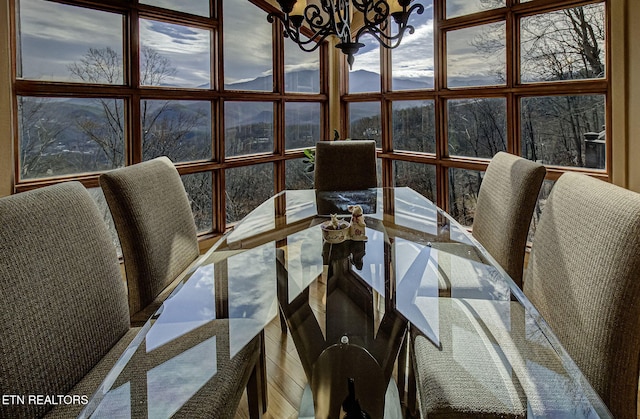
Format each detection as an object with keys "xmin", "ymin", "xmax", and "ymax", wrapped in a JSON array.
[{"xmin": 18, "ymin": 0, "xmax": 503, "ymax": 88}]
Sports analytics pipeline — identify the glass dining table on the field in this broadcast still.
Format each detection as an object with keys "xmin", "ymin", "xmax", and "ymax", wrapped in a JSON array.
[{"xmin": 80, "ymin": 187, "xmax": 612, "ymax": 418}]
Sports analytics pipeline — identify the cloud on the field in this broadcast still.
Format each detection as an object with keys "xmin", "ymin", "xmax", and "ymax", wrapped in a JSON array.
[
  {"xmin": 222, "ymin": 1, "xmax": 273, "ymax": 85},
  {"xmin": 446, "ymin": 22, "xmax": 505, "ymax": 85},
  {"xmin": 390, "ymin": 18, "xmax": 436, "ymax": 80},
  {"xmin": 351, "ymin": 8, "xmax": 435, "ymax": 82},
  {"xmin": 19, "ymin": 0, "xmax": 504, "ymax": 90},
  {"xmin": 140, "ymin": 19, "xmax": 211, "ymax": 88},
  {"xmin": 19, "ymin": 0, "xmax": 123, "ymax": 80}
]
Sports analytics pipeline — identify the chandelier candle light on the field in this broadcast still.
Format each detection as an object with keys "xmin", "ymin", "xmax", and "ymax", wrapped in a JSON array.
[{"xmin": 268, "ymin": 0, "xmax": 424, "ymax": 68}]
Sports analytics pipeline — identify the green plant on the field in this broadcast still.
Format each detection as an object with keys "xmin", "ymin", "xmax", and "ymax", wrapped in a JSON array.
[{"xmin": 302, "ymin": 148, "xmax": 315, "ymax": 173}]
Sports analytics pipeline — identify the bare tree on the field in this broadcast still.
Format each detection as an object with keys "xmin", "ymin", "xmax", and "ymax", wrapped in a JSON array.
[
  {"xmin": 68, "ymin": 45, "xmax": 188, "ymax": 168},
  {"xmin": 520, "ymin": 4, "xmax": 604, "ymax": 81},
  {"xmin": 18, "ymin": 97, "xmax": 65, "ymax": 178},
  {"xmin": 182, "ymin": 172, "xmax": 213, "ymax": 232},
  {"xmin": 448, "ymin": 98, "xmax": 506, "ymax": 159},
  {"xmin": 470, "ymin": 2, "xmax": 605, "ymax": 168},
  {"xmin": 68, "ymin": 47, "xmax": 125, "ymax": 167},
  {"xmin": 66, "ymin": 46, "xmax": 213, "ymax": 228},
  {"xmin": 140, "ymin": 46, "xmax": 176, "ymax": 86},
  {"xmin": 225, "ymin": 164, "xmax": 273, "ymax": 224}
]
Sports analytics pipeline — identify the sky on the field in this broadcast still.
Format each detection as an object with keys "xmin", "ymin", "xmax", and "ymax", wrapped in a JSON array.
[{"xmin": 17, "ymin": 0, "xmax": 516, "ymax": 89}]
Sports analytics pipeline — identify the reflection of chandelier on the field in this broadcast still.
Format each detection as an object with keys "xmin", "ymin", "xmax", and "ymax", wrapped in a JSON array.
[{"xmin": 268, "ymin": 0, "xmax": 424, "ymax": 68}]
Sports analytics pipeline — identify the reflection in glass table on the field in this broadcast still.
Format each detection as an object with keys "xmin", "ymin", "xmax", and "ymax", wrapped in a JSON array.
[{"xmin": 81, "ymin": 188, "xmax": 612, "ymax": 418}]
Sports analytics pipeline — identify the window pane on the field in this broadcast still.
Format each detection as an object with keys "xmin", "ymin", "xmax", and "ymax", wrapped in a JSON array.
[
  {"xmin": 225, "ymin": 102, "xmax": 273, "ymax": 157},
  {"xmin": 286, "ymin": 158, "xmax": 314, "ymax": 190},
  {"xmin": 521, "ymin": 3, "xmax": 605, "ymax": 82},
  {"xmin": 285, "ymin": 38, "xmax": 320, "ymax": 93},
  {"xmin": 140, "ymin": 0, "xmax": 209, "ymax": 17},
  {"xmin": 285, "ymin": 102, "xmax": 321, "ymax": 150},
  {"xmin": 18, "ymin": 96, "xmax": 125, "ymax": 180},
  {"xmin": 349, "ymin": 36, "xmax": 380, "ymax": 93},
  {"xmin": 182, "ymin": 172, "xmax": 213, "ymax": 233},
  {"xmin": 392, "ymin": 1, "xmax": 434, "ymax": 90},
  {"xmin": 226, "ymin": 164, "xmax": 274, "ymax": 223},
  {"xmin": 18, "ymin": 0, "xmax": 123, "ymax": 83},
  {"xmin": 223, "ymin": 1, "xmax": 272, "ymax": 90},
  {"xmin": 350, "ymin": 102, "xmax": 381, "ymax": 148},
  {"xmin": 392, "ymin": 100, "xmax": 435, "ymax": 153},
  {"xmin": 140, "ymin": 19, "xmax": 211, "ymax": 88},
  {"xmin": 449, "ymin": 167, "xmax": 482, "ymax": 227},
  {"xmin": 447, "ymin": 22, "xmax": 506, "ymax": 87},
  {"xmin": 448, "ymin": 98, "xmax": 507, "ymax": 158},
  {"xmin": 446, "ymin": 0, "xmax": 505, "ymax": 19},
  {"xmin": 520, "ymin": 95, "xmax": 605, "ymax": 168},
  {"xmin": 142, "ymin": 100, "xmax": 211, "ymax": 162},
  {"xmin": 394, "ymin": 161, "xmax": 436, "ymax": 202}
]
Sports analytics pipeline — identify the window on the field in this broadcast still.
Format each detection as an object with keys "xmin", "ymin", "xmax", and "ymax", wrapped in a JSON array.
[
  {"xmin": 342, "ymin": 0, "xmax": 609, "ymax": 228},
  {"xmin": 13, "ymin": 0, "xmax": 328, "ymax": 235}
]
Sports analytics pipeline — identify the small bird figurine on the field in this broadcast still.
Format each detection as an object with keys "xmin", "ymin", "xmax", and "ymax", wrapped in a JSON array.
[{"xmin": 333, "ymin": 129, "xmax": 340, "ymax": 141}]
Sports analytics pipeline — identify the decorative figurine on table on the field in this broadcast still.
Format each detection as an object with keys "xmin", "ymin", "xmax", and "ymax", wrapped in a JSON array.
[
  {"xmin": 321, "ymin": 214, "xmax": 350, "ymax": 243},
  {"xmin": 347, "ymin": 205, "xmax": 367, "ymax": 241},
  {"xmin": 330, "ymin": 213, "xmax": 340, "ymax": 229}
]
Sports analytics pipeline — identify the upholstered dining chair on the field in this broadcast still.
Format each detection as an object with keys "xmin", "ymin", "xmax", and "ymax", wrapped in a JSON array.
[
  {"xmin": 523, "ymin": 172, "xmax": 640, "ymax": 419},
  {"xmin": 100, "ymin": 156, "xmax": 201, "ymax": 326},
  {"xmin": 411, "ymin": 172, "xmax": 640, "ymax": 419},
  {"xmin": 314, "ymin": 140, "xmax": 377, "ymax": 191},
  {"xmin": 0, "ymin": 182, "xmax": 138, "ymax": 418},
  {"xmin": 0, "ymin": 181, "xmax": 264, "ymax": 418},
  {"xmin": 472, "ymin": 151, "xmax": 546, "ymax": 288}
]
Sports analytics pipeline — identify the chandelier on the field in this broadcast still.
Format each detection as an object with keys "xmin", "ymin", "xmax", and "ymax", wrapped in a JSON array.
[{"xmin": 267, "ymin": 0, "xmax": 424, "ymax": 68}]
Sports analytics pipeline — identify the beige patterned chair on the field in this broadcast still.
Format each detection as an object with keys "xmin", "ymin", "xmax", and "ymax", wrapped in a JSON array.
[
  {"xmin": 411, "ymin": 172, "xmax": 640, "ymax": 418},
  {"xmin": 101, "ymin": 158, "xmax": 267, "ymax": 416},
  {"xmin": 472, "ymin": 152, "xmax": 546, "ymax": 288},
  {"xmin": 524, "ymin": 172, "xmax": 640, "ymax": 419},
  {"xmin": 100, "ymin": 156, "xmax": 201, "ymax": 326},
  {"xmin": 314, "ymin": 140, "xmax": 377, "ymax": 191},
  {"xmin": 0, "ymin": 182, "xmax": 139, "ymax": 418}
]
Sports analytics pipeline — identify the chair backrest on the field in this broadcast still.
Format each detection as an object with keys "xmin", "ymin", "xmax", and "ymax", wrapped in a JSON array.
[
  {"xmin": 314, "ymin": 140, "xmax": 377, "ymax": 191},
  {"xmin": 524, "ymin": 172, "xmax": 640, "ymax": 419},
  {"xmin": 472, "ymin": 152, "xmax": 546, "ymax": 288},
  {"xmin": 100, "ymin": 156, "xmax": 199, "ymax": 316},
  {"xmin": 0, "ymin": 182, "xmax": 129, "ymax": 418}
]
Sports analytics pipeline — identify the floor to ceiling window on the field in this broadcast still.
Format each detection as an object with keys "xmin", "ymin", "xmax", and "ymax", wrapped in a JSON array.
[
  {"xmin": 12, "ymin": 0, "xmax": 328, "ymax": 235},
  {"xmin": 11, "ymin": 0, "xmax": 609, "ymax": 240},
  {"xmin": 343, "ymin": 0, "xmax": 608, "ymax": 234}
]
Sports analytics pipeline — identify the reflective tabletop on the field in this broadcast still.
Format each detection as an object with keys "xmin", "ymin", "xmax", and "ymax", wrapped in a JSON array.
[{"xmin": 82, "ymin": 188, "xmax": 612, "ymax": 418}]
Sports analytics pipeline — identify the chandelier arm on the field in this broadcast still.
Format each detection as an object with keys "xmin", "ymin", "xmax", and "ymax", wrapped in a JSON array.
[
  {"xmin": 267, "ymin": 11, "xmax": 336, "ymax": 53},
  {"xmin": 353, "ymin": 27, "xmax": 409, "ymax": 49},
  {"xmin": 354, "ymin": 2, "xmax": 424, "ymax": 49},
  {"xmin": 321, "ymin": 0, "xmax": 351, "ymax": 42}
]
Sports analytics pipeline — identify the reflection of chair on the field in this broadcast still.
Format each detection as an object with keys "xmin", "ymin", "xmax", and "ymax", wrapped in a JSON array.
[
  {"xmin": 113, "ymin": 318, "xmax": 263, "ymax": 419},
  {"xmin": 100, "ymin": 156, "xmax": 200, "ymax": 326},
  {"xmin": 314, "ymin": 140, "xmax": 377, "ymax": 191},
  {"xmin": 102, "ymin": 157, "xmax": 267, "ymax": 417},
  {"xmin": 277, "ymin": 236, "xmax": 407, "ymax": 417},
  {"xmin": 0, "ymin": 182, "xmax": 138, "ymax": 418},
  {"xmin": 472, "ymin": 152, "xmax": 545, "ymax": 288},
  {"xmin": 524, "ymin": 172, "xmax": 640, "ymax": 419},
  {"xmin": 410, "ymin": 173, "xmax": 640, "ymax": 418}
]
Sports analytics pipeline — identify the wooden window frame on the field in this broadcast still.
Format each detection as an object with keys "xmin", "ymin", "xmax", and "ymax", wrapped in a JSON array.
[
  {"xmin": 341, "ymin": 0, "xmax": 610, "ymax": 214},
  {"xmin": 11, "ymin": 0, "xmax": 330, "ymax": 237}
]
